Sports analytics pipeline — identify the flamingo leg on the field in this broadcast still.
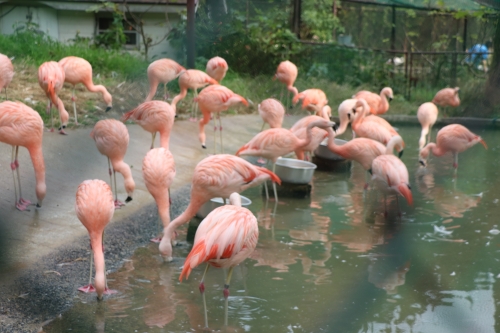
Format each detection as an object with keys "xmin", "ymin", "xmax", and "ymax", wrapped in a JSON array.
[
  {"xmin": 164, "ymin": 83, "xmax": 168, "ymax": 101},
  {"xmin": 384, "ymin": 193, "xmax": 388, "ymax": 218},
  {"xmin": 113, "ymin": 170, "xmax": 125, "ymax": 208},
  {"xmin": 14, "ymin": 146, "xmax": 30, "ymax": 207},
  {"xmin": 264, "ymin": 181, "xmax": 269, "ymax": 200},
  {"xmin": 151, "ymin": 132, "xmax": 157, "ymax": 149},
  {"xmin": 193, "ymin": 89, "xmax": 199, "ymax": 121},
  {"xmin": 72, "ymin": 87, "xmax": 78, "ymax": 125},
  {"xmin": 286, "ymin": 90, "xmax": 290, "ymax": 111},
  {"xmin": 10, "ymin": 146, "xmax": 19, "ymax": 207},
  {"xmin": 453, "ymin": 153, "xmax": 458, "ymax": 169},
  {"xmin": 260, "ymin": 122, "xmax": 265, "ymax": 132},
  {"xmin": 48, "ymin": 99, "xmax": 55, "ymax": 132},
  {"xmin": 224, "ymin": 266, "xmax": 235, "ymax": 327},
  {"xmin": 213, "ymin": 115, "xmax": 217, "ymax": 155},
  {"xmin": 199, "ymin": 263, "xmax": 210, "ymax": 329},
  {"xmin": 4, "ymin": 87, "xmax": 7, "ymax": 99},
  {"xmin": 272, "ymin": 163, "xmax": 279, "ymax": 203},
  {"xmin": 218, "ymin": 113, "xmax": 224, "ymax": 154},
  {"xmin": 78, "ymin": 244, "xmax": 96, "ymax": 293}
]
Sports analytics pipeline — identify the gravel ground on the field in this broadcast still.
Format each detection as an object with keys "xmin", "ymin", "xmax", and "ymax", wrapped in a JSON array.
[{"xmin": 0, "ymin": 186, "xmax": 191, "ymax": 333}]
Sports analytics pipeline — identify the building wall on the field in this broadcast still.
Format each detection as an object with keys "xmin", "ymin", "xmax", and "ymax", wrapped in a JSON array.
[
  {"xmin": 57, "ymin": 10, "xmax": 95, "ymax": 43},
  {"xmin": 138, "ymin": 12, "xmax": 181, "ymax": 61},
  {"xmin": 0, "ymin": 5, "xmax": 58, "ymax": 39}
]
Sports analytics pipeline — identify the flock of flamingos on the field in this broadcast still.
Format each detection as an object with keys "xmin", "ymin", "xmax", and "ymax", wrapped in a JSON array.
[{"xmin": 0, "ymin": 52, "xmax": 488, "ymax": 328}]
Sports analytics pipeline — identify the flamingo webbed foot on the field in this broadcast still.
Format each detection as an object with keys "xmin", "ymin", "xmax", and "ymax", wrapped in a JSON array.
[
  {"xmin": 103, "ymin": 288, "xmax": 117, "ymax": 295},
  {"xmin": 114, "ymin": 200, "xmax": 126, "ymax": 208},
  {"xmin": 78, "ymin": 284, "xmax": 96, "ymax": 293},
  {"xmin": 58, "ymin": 128, "xmax": 68, "ymax": 135},
  {"xmin": 150, "ymin": 236, "xmax": 162, "ymax": 243},
  {"xmin": 16, "ymin": 200, "xmax": 31, "ymax": 211}
]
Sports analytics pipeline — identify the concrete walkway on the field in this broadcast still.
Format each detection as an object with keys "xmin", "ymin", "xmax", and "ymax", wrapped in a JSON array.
[{"xmin": 0, "ymin": 113, "xmax": 301, "ymax": 278}]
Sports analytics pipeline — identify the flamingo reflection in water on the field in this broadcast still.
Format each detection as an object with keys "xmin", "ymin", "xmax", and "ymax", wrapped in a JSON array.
[{"xmin": 416, "ymin": 166, "xmax": 481, "ymax": 219}]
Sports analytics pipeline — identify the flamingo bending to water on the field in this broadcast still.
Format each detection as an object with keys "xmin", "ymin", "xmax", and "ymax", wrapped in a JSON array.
[
  {"xmin": 76, "ymin": 179, "xmax": 115, "ymax": 300},
  {"xmin": 258, "ymin": 98, "xmax": 285, "ymax": 130},
  {"xmin": 206, "ymin": 56, "xmax": 228, "ymax": 82},
  {"xmin": 59, "ymin": 56, "xmax": 113, "ymax": 125},
  {"xmin": 0, "ymin": 101, "xmax": 46, "ymax": 210},
  {"xmin": 180, "ymin": 192, "xmax": 258, "ymax": 328},
  {"xmin": 90, "ymin": 119, "xmax": 135, "ymax": 208},
  {"xmin": 274, "ymin": 60, "xmax": 298, "ymax": 107},
  {"xmin": 417, "ymin": 102, "xmax": 438, "ymax": 150},
  {"xmin": 38, "ymin": 61, "xmax": 70, "ymax": 134},
  {"xmin": 419, "ymin": 124, "xmax": 486, "ymax": 170},
  {"xmin": 159, "ymin": 154, "xmax": 280, "ymax": 261},
  {"xmin": 142, "ymin": 147, "xmax": 176, "ymax": 244}
]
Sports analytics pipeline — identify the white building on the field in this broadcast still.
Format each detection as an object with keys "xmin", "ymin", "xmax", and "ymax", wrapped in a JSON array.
[{"xmin": 0, "ymin": 0, "xmax": 186, "ymax": 60}]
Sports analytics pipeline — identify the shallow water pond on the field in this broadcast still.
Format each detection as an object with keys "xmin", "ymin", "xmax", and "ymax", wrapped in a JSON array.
[{"xmin": 43, "ymin": 126, "xmax": 500, "ymax": 333}]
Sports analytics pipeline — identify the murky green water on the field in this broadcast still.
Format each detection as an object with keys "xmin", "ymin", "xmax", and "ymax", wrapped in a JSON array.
[{"xmin": 43, "ymin": 126, "xmax": 500, "ymax": 333}]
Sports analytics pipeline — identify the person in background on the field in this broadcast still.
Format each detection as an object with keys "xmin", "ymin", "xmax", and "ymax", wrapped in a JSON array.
[{"xmin": 466, "ymin": 41, "xmax": 493, "ymax": 73}]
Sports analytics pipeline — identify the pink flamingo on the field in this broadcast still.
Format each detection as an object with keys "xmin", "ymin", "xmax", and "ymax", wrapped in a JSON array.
[
  {"xmin": 145, "ymin": 58, "xmax": 186, "ymax": 102},
  {"xmin": 336, "ymin": 98, "xmax": 362, "ymax": 137},
  {"xmin": 274, "ymin": 60, "xmax": 299, "ymax": 107},
  {"xmin": 90, "ymin": 119, "xmax": 135, "ymax": 208},
  {"xmin": 0, "ymin": 101, "xmax": 46, "ymax": 211},
  {"xmin": 419, "ymin": 124, "xmax": 487, "ymax": 169},
  {"xmin": 292, "ymin": 89, "xmax": 328, "ymax": 115},
  {"xmin": 351, "ymin": 98, "xmax": 404, "ymax": 156},
  {"xmin": 180, "ymin": 192, "xmax": 258, "ymax": 328},
  {"xmin": 38, "ymin": 61, "xmax": 69, "ymax": 134},
  {"xmin": 59, "ymin": 56, "xmax": 113, "ymax": 125},
  {"xmin": 0, "ymin": 53, "xmax": 14, "ymax": 99},
  {"xmin": 417, "ymin": 102, "xmax": 439, "ymax": 150},
  {"xmin": 432, "ymin": 87, "xmax": 460, "ymax": 107},
  {"xmin": 206, "ymin": 56, "xmax": 228, "ymax": 82},
  {"xmin": 353, "ymin": 87, "xmax": 393, "ymax": 115},
  {"xmin": 121, "ymin": 100, "xmax": 175, "ymax": 150},
  {"xmin": 195, "ymin": 85, "xmax": 248, "ymax": 154},
  {"xmin": 325, "ymin": 124, "xmax": 404, "ymax": 188},
  {"xmin": 142, "ymin": 147, "xmax": 176, "ymax": 244},
  {"xmin": 371, "ymin": 154, "xmax": 413, "ymax": 217},
  {"xmin": 258, "ymin": 98, "xmax": 285, "ymax": 130},
  {"xmin": 159, "ymin": 154, "xmax": 280, "ymax": 261},
  {"xmin": 290, "ymin": 115, "xmax": 329, "ymax": 161},
  {"xmin": 236, "ymin": 119, "xmax": 335, "ymax": 201},
  {"xmin": 171, "ymin": 69, "xmax": 218, "ymax": 121},
  {"xmin": 75, "ymin": 179, "xmax": 116, "ymax": 300}
]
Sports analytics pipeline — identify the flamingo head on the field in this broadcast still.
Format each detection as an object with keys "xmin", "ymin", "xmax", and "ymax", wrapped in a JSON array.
[{"xmin": 382, "ymin": 87, "xmax": 394, "ymax": 101}]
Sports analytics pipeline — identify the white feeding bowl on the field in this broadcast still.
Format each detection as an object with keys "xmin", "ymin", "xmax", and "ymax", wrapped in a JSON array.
[
  {"xmin": 196, "ymin": 195, "xmax": 252, "ymax": 219},
  {"xmin": 314, "ymin": 138, "xmax": 347, "ymax": 161},
  {"xmin": 274, "ymin": 157, "xmax": 317, "ymax": 184}
]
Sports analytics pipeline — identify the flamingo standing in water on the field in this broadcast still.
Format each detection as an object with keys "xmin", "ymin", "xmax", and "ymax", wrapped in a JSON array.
[
  {"xmin": 371, "ymin": 154, "xmax": 413, "ymax": 217},
  {"xmin": 90, "ymin": 119, "xmax": 135, "ymax": 208},
  {"xmin": 171, "ymin": 69, "xmax": 218, "ymax": 121},
  {"xmin": 38, "ymin": 61, "xmax": 69, "ymax": 134},
  {"xmin": 353, "ymin": 87, "xmax": 393, "ymax": 115},
  {"xmin": 351, "ymin": 98, "xmax": 404, "ymax": 156},
  {"xmin": 75, "ymin": 179, "xmax": 115, "ymax": 300},
  {"xmin": 206, "ymin": 56, "xmax": 228, "ymax": 82},
  {"xmin": 274, "ymin": 60, "xmax": 299, "ymax": 108},
  {"xmin": 0, "ymin": 53, "xmax": 14, "ymax": 99},
  {"xmin": 180, "ymin": 192, "xmax": 258, "ymax": 328},
  {"xmin": 195, "ymin": 85, "xmax": 248, "ymax": 153},
  {"xmin": 142, "ymin": 147, "xmax": 176, "ymax": 244},
  {"xmin": 336, "ymin": 98, "xmax": 362, "ymax": 137},
  {"xmin": 145, "ymin": 58, "xmax": 186, "ymax": 102},
  {"xmin": 290, "ymin": 115, "xmax": 330, "ymax": 161},
  {"xmin": 324, "ymin": 125, "xmax": 404, "ymax": 189},
  {"xmin": 236, "ymin": 119, "xmax": 335, "ymax": 201},
  {"xmin": 121, "ymin": 100, "xmax": 175, "ymax": 150},
  {"xmin": 0, "ymin": 101, "xmax": 46, "ymax": 210},
  {"xmin": 258, "ymin": 98, "xmax": 285, "ymax": 130},
  {"xmin": 419, "ymin": 124, "xmax": 487, "ymax": 170},
  {"xmin": 292, "ymin": 89, "xmax": 328, "ymax": 115},
  {"xmin": 159, "ymin": 154, "xmax": 280, "ymax": 261},
  {"xmin": 417, "ymin": 102, "xmax": 438, "ymax": 150},
  {"xmin": 59, "ymin": 56, "xmax": 113, "ymax": 125},
  {"xmin": 432, "ymin": 87, "xmax": 460, "ymax": 116}
]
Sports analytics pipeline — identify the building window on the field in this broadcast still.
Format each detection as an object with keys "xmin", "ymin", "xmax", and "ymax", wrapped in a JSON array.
[{"xmin": 96, "ymin": 16, "xmax": 138, "ymax": 48}]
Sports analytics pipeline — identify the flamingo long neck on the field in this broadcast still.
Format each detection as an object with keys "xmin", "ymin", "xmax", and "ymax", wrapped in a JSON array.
[
  {"xmin": 90, "ymin": 233, "xmax": 106, "ymax": 299},
  {"xmin": 287, "ymin": 85, "xmax": 299, "ymax": 97},
  {"xmin": 157, "ymin": 192, "xmax": 171, "ymax": 228},
  {"xmin": 111, "ymin": 160, "xmax": 134, "ymax": 197},
  {"xmin": 380, "ymin": 90, "xmax": 389, "ymax": 112},
  {"xmin": 28, "ymin": 144, "xmax": 46, "ymax": 206},
  {"xmin": 419, "ymin": 126, "xmax": 430, "ymax": 150},
  {"xmin": 296, "ymin": 121, "xmax": 320, "ymax": 149},
  {"xmin": 171, "ymin": 88, "xmax": 188, "ymax": 107},
  {"xmin": 430, "ymin": 143, "xmax": 446, "ymax": 157},
  {"xmin": 325, "ymin": 127, "xmax": 345, "ymax": 156},
  {"xmin": 159, "ymin": 129, "xmax": 171, "ymax": 149},
  {"xmin": 336, "ymin": 115, "xmax": 349, "ymax": 136},
  {"xmin": 83, "ymin": 81, "xmax": 112, "ymax": 105},
  {"xmin": 385, "ymin": 136, "xmax": 403, "ymax": 155}
]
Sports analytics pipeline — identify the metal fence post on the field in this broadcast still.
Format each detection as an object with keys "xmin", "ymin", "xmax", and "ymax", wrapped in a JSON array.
[{"xmin": 451, "ymin": 52, "xmax": 457, "ymax": 87}]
